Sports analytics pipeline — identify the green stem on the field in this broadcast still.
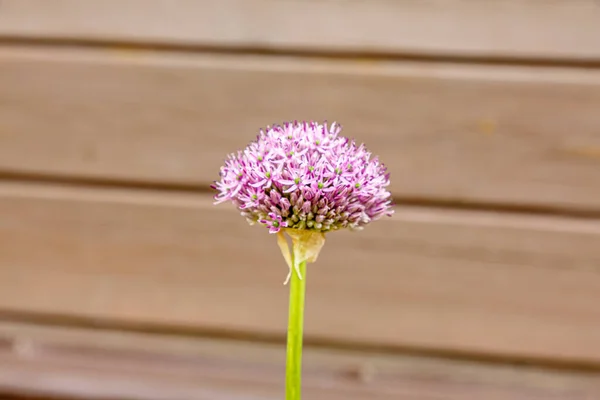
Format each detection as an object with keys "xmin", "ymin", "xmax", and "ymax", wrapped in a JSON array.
[{"xmin": 285, "ymin": 257, "xmax": 307, "ymax": 400}]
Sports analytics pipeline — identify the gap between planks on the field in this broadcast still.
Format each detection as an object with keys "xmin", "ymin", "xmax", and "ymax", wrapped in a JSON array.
[
  {"xmin": 1, "ymin": 172, "xmax": 600, "ymax": 221},
  {"xmin": 1, "ymin": 180, "xmax": 599, "ymax": 235},
  {"xmin": 4, "ymin": 35, "xmax": 600, "ymax": 70},
  {"xmin": 3, "ymin": 45, "xmax": 600, "ymax": 83}
]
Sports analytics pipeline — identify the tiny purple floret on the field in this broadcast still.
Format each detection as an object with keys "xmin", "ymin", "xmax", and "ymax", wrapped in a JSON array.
[
  {"xmin": 259, "ymin": 212, "xmax": 288, "ymax": 234},
  {"xmin": 212, "ymin": 121, "xmax": 394, "ymax": 233}
]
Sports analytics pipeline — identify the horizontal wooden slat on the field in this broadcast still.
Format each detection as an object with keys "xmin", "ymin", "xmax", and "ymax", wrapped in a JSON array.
[
  {"xmin": 2, "ymin": 48, "xmax": 600, "ymax": 209},
  {"xmin": 1, "ymin": 322, "xmax": 599, "ymax": 400},
  {"xmin": 0, "ymin": 182, "xmax": 599, "ymax": 365},
  {"xmin": 1, "ymin": 0, "xmax": 600, "ymax": 61}
]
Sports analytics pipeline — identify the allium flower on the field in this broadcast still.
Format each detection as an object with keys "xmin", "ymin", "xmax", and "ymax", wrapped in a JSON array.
[
  {"xmin": 212, "ymin": 121, "xmax": 393, "ymax": 400},
  {"xmin": 212, "ymin": 121, "xmax": 394, "ymax": 234}
]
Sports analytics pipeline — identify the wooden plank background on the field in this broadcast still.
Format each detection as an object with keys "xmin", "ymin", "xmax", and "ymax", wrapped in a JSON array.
[
  {"xmin": 1, "ymin": 321, "xmax": 599, "ymax": 400},
  {"xmin": 1, "ymin": 0, "xmax": 600, "ymax": 61},
  {"xmin": 4, "ymin": 321, "xmax": 600, "ymax": 400},
  {"xmin": 2, "ymin": 47, "xmax": 600, "ymax": 210},
  {"xmin": 1, "ymin": 1, "xmax": 600, "ymax": 399},
  {"xmin": 1, "ymin": 182, "xmax": 599, "ymax": 365}
]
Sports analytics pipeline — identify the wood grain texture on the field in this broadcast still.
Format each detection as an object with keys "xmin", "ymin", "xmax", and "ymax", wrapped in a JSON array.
[
  {"xmin": 2, "ymin": 47, "xmax": 600, "ymax": 209},
  {"xmin": 0, "ymin": 322, "xmax": 599, "ymax": 400},
  {"xmin": 0, "ymin": 182, "xmax": 599, "ymax": 365},
  {"xmin": 1, "ymin": 0, "xmax": 600, "ymax": 61}
]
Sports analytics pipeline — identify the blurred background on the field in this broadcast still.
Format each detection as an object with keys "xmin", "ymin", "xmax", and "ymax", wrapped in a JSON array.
[{"xmin": 1, "ymin": 1, "xmax": 600, "ymax": 399}]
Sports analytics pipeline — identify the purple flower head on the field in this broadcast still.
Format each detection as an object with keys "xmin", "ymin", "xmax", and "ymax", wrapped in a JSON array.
[{"xmin": 212, "ymin": 121, "xmax": 394, "ymax": 233}]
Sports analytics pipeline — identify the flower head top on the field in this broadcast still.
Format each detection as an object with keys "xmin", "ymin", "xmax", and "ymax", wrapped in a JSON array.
[{"xmin": 212, "ymin": 121, "xmax": 394, "ymax": 234}]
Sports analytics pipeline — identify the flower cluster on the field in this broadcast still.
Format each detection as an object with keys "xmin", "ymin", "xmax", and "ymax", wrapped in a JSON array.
[{"xmin": 212, "ymin": 121, "xmax": 393, "ymax": 233}]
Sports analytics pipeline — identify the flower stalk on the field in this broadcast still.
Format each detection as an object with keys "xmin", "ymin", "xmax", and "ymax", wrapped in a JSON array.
[
  {"xmin": 285, "ymin": 255, "xmax": 306, "ymax": 400},
  {"xmin": 211, "ymin": 121, "xmax": 394, "ymax": 399}
]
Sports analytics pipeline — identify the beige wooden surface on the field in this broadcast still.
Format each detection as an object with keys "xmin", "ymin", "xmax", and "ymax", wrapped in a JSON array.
[
  {"xmin": 2, "ymin": 47, "xmax": 600, "ymax": 210},
  {"xmin": 1, "ymin": 321, "xmax": 599, "ymax": 400},
  {"xmin": 1, "ymin": 2, "xmax": 600, "ymax": 397},
  {"xmin": 1, "ymin": 0, "xmax": 600, "ymax": 61},
  {"xmin": 1, "ymin": 182, "xmax": 599, "ymax": 365}
]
